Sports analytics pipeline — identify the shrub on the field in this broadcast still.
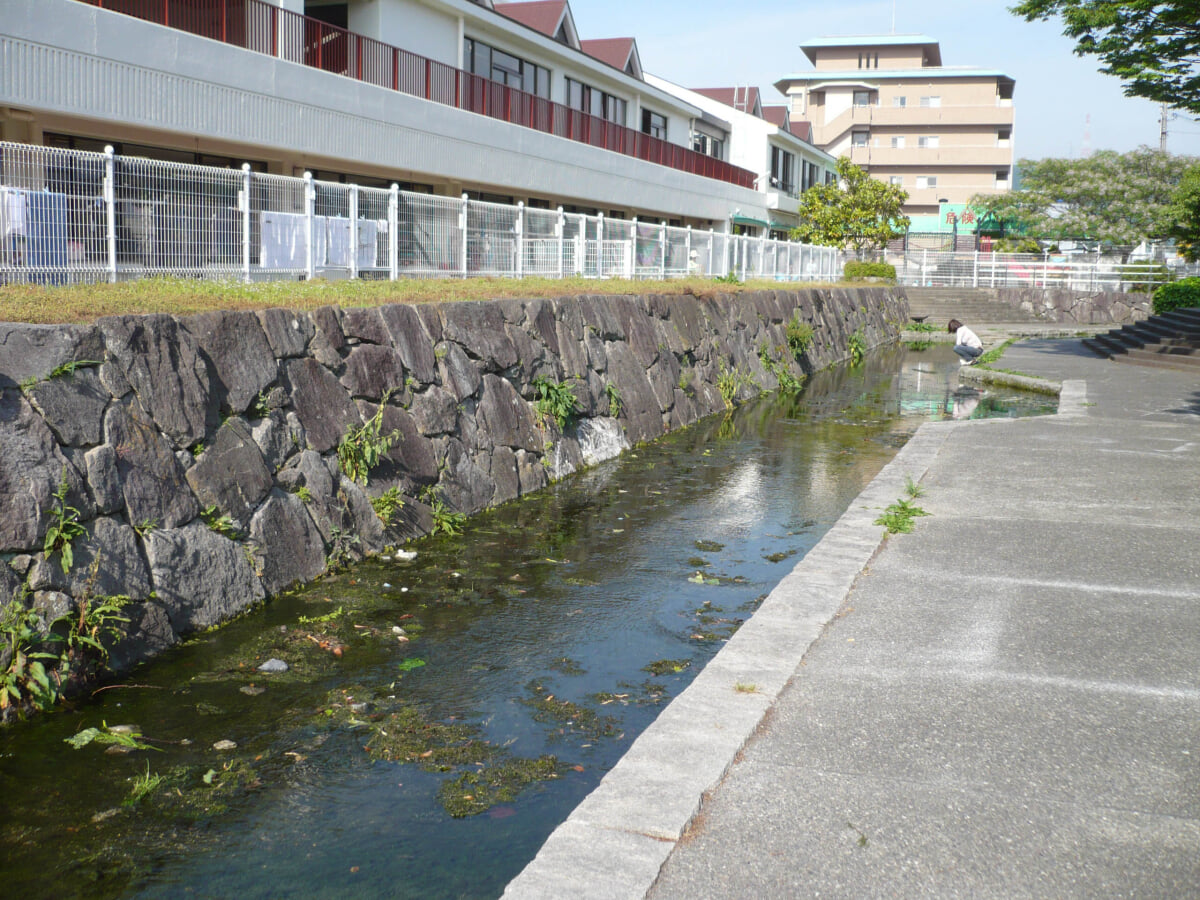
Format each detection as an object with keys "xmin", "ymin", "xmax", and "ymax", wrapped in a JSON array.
[
  {"xmin": 1153, "ymin": 277, "xmax": 1200, "ymax": 315},
  {"xmin": 993, "ymin": 237, "xmax": 1040, "ymax": 254},
  {"xmin": 843, "ymin": 261, "xmax": 896, "ymax": 283},
  {"xmin": 785, "ymin": 314, "xmax": 814, "ymax": 358}
]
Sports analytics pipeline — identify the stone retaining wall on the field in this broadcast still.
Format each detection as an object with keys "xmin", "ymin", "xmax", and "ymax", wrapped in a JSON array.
[
  {"xmin": 995, "ymin": 288, "xmax": 1152, "ymax": 324},
  {"xmin": 0, "ymin": 288, "xmax": 906, "ymax": 671}
]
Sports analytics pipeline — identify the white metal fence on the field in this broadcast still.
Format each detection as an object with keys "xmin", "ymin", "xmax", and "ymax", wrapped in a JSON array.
[
  {"xmin": 893, "ymin": 249, "xmax": 1186, "ymax": 292},
  {"xmin": 0, "ymin": 141, "xmax": 839, "ymax": 286}
]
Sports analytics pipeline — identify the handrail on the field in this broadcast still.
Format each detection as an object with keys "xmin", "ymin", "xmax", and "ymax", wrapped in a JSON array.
[{"xmin": 80, "ymin": 0, "xmax": 757, "ymax": 190}]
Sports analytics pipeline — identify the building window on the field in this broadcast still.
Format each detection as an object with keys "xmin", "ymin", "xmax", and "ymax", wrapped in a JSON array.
[
  {"xmin": 891, "ymin": 136, "xmax": 905, "ymax": 148},
  {"xmin": 851, "ymin": 130, "xmax": 869, "ymax": 148},
  {"xmin": 770, "ymin": 146, "xmax": 796, "ymax": 196},
  {"xmin": 692, "ymin": 132, "xmax": 724, "ymax": 160},
  {"xmin": 915, "ymin": 175, "xmax": 937, "ymax": 189},
  {"xmin": 919, "ymin": 95, "xmax": 941, "ymax": 108},
  {"xmin": 859, "ymin": 52, "xmax": 878, "ymax": 68},
  {"xmin": 997, "ymin": 128, "xmax": 1012, "ymax": 147},
  {"xmin": 642, "ymin": 109, "xmax": 667, "ymax": 140},
  {"xmin": 889, "ymin": 175, "xmax": 904, "ymax": 186},
  {"xmin": 464, "ymin": 38, "xmax": 550, "ymax": 98},
  {"xmin": 853, "ymin": 90, "xmax": 873, "ymax": 107},
  {"xmin": 566, "ymin": 77, "xmax": 627, "ymax": 125},
  {"xmin": 893, "ymin": 96, "xmax": 906, "ymax": 108},
  {"xmin": 918, "ymin": 135, "xmax": 939, "ymax": 148},
  {"xmin": 996, "ymin": 168, "xmax": 1010, "ymax": 187}
]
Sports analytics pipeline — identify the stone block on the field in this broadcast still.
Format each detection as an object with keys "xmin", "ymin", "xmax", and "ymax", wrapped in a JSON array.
[
  {"xmin": 67, "ymin": 517, "xmax": 152, "ymax": 600},
  {"xmin": 379, "ymin": 303, "xmax": 438, "ymax": 384},
  {"xmin": 256, "ymin": 307, "xmax": 313, "ymax": 358},
  {"xmin": 181, "ymin": 310, "xmax": 277, "ymax": 415},
  {"xmin": 437, "ymin": 341, "xmax": 483, "ymax": 401},
  {"xmin": 477, "ymin": 374, "xmax": 541, "ymax": 452},
  {"xmin": 340, "ymin": 344, "xmax": 407, "ymax": 399},
  {"xmin": 104, "ymin": 399, "xmax": 199, "ymax": 530},
  {"xmin": 99, "ymin": 314, "xmax": 211, "ymax": 448},
  {"xmin": 145, "ymin": 522, "xmax": 265, "ymax": 633},
  {"xmin": 0, "ymin": 391, "xmax": 89, "ymax": 553},
  {"xmin": 441, "ymin": 302, "xmax": 518, "ymax": 371},
  {"xmin": 0, "ymin": 323, "xmax": 103, "ymax": 386},
  {"xmin": 341, "ymin": 307, "xmax": 389, "ymax": 345},
  {"xmin": 408, "ymin": 385, "xmax": 458, "ymax": 436},
  {"xmin": 282, "ymin": 357, "xmax": 360, "ymax": 453},
  {"xmin": 185, "ymin": 418, "xmax": 273, "ymax": 528},
  {"xmin": 26, "ymin": 366, "xmax": 108, "ymax": 447},
  {"xmin": 249, "ymin": 490, "xmax": 327, "ymax": 594}
]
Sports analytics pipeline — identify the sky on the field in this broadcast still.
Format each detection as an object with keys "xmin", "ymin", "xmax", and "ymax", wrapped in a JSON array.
[{"xmin": 565, "ymin": 0, "xmax": 1200, "ymax": 161}]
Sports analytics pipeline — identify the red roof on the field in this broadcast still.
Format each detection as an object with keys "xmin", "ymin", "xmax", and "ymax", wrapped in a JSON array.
[
  {"xmin": 494, "ymin": 1, "xmax": 566, "ymax": 37},
  {"xmin": 762, "ymin": 105, "xmax": 789, "ymax": 128},
  {"xmin": 763, "ymin": 105, "xmax": 813, "ymax": 141},
  {"xmin": 692, "ymin": 87, "xmax": 762, "ymax": 114},
  {"xmin": 580, "ymin": 37, "xmax": 636, "ymax": 71}
]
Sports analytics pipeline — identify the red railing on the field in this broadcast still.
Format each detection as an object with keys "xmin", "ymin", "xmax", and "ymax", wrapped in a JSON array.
[{"xmin": 82, "ymin": 0, "xmax": 757, "ymax": 190}]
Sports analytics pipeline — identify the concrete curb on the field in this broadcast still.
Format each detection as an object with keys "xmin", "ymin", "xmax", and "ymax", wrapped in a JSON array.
[
  {"xmin": 959, "ymin": 366, "xmax": 1062, "ymax": 395},
  {"xmin": 502, "ymin": 421, "xmax": 960, "ymax": 899}
]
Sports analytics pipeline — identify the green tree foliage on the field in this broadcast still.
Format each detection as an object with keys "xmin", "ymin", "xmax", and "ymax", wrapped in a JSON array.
[
  {"xmin": 790, "ymin": 158, "xmax": 910, "ymax": 251},
  {"xmin": 1168, "ymin": 164, "xmax": 1200, "ymax": 259},
  {"xmin": 969, "ymin": 147, "xmax": 1197, "ymax": 242},
  {"xmin": 1012, "ymin": 1, "xmax": 1200, "ymax": 113}
]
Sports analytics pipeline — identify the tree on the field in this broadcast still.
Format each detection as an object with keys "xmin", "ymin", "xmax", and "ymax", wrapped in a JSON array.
[
  {"xmin": 968, "ymin": 146, "xmax": 1198, "ymax": 242},
  {"xmin": 790, "ymin": 157, "xmax": 910, "ymax": 251},
  {"xmin": 1012, "ymin": 1, "xmax": 1200, "ymax": 114},
  {"xmin": 1168, "ymin": 164, "xmax": 1200, "ymax": 259}
]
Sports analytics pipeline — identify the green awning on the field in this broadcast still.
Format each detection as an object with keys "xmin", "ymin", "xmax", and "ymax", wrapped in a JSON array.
[{"xmin": 731, "ymin": 214, "xmax": 770, "ymax": 228}]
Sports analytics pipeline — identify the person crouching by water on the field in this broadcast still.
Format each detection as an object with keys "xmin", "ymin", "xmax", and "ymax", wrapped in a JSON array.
[{"xmin": 948, "ymin": 319, "xmax": 983, "ymax": 365}]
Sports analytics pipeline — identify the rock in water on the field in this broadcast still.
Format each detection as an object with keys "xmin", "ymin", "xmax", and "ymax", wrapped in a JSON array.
[{"xmin": 258, "ymin": 658, "xmax": 289, "ymax": 673}]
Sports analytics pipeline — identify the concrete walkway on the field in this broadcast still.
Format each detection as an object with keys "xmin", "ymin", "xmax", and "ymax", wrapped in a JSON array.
[{"xmin": 504, "ymin": 338, "xmax": 1200, "ymax": 899}]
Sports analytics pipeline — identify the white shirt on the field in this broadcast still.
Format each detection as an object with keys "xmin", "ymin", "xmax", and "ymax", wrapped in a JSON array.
[{"xmin": 955, "ymin": 325, "xmax": 982, "ymax": 350}]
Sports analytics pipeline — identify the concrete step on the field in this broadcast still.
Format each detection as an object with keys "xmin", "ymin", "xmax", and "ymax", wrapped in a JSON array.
[
  {"xmin": 1114, "ymin": 351, "xmax": 1200, "ymax": 373},
  {"xmin": 1157, "ymin": 310, "xmax": 1200, "ymax": 334},
  {"xmin": 1162, "ymin": 307, "xmax": 1200, "ymax": 328}
]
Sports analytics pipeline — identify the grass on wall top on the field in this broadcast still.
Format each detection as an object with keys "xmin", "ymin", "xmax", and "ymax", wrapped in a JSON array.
[{"xmin": 0, "ymin": 276, "xmax": 845, "ymax": 325}]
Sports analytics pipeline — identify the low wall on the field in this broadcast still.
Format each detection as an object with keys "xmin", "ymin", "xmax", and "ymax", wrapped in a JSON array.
[
  {"xmin": 0, "ymin": 288, "xmax": 906, "ymax": 672},
  {"xmin": 995, "ymin": 288, "xmax": 1152, "ymax": 324}
]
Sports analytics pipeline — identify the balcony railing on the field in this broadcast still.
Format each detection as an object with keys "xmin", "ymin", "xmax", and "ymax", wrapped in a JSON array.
[{"xmin": 78, "ymin": 0, "xmax": 757, "ymax": 190}]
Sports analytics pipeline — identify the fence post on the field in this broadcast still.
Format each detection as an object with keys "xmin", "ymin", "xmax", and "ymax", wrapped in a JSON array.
[
  {"xmin": 685, "ymin": 225, "xmax": 692, "ymax": 277},
  {"xmin": 515, "ymin": 201, "xmax": 524, "ymax": 279},
  {"xmin": 660, "ymin": 221, "xmax": 667, "ymax": 281},
  {"xmin": 972, "ymin": 250, "xmax": 978, "ymax": 288},
  {"xmin": 991, "ymin": 250, "xmax": 996, "ymax": 288},
  {"xmin": 708, "ymin": 227, "xmax": 715, "ymax": 276},
  {"xmin": 103, "ymin": 145, "xmax": 117, "ymax": 283},
  {"xmin": 922, "ymin": 248, "xmax": 928, "ymax": 286},
  {"xmin": 241, "ymin": 163, "xmax": 251, "ymax": 284},
  {"xmin": 388, "ymin": 184, "xmax": 399, "ymax": 281},
  {"xmin": 597, "ymin": 212, "xmax": 605, "ymax": 279},
  {"xmin": 304, "ymin": 172, "xmax": 316, "ymax": 281},
  {"xmin": 574, "ymin": 214, "xmax": 584, "ymax": 276},
  {"xmin": 556, "ymin": 206, "xmax": 564, "ymax": 281},
  {"xmin": 459, "ymin": 193, "xmax": 469, "ymax": 277},
  {"xmin": 1042, "ymin": 250, "xmax": 1049, "ymax": 288},
  {"xmin": 348, "ymin": 184, "xmax": 359, "ymax": 281}
]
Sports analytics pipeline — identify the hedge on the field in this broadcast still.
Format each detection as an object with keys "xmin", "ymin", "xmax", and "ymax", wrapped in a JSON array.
[
  {"xmin": 843, "ymin": 261, "xmax": 896, "ymax": 282},
  {"xmin": 1152, "ymin": 277, "xmax": 1200, "ymax": 315}
]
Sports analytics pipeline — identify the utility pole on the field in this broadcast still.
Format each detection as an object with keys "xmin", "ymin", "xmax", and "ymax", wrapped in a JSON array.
[{"xmin": 1160, "ymin": 102, "xmax": 1169, "ymax": 152}]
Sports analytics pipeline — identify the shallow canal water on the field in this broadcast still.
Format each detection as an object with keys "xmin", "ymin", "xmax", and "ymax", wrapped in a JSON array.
[{"xmin": 0, "ymin": 345, "xmax": 1054, "ymax": 899}]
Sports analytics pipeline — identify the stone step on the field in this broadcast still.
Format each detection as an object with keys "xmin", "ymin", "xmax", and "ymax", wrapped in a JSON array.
[
  {"xmin": 1162, "ymin": 307, "xmax": 1200, "ymax": 328},
  {"xmin": 1114, "ymin": 351, "xmax": 1200, "ymax": 372}
]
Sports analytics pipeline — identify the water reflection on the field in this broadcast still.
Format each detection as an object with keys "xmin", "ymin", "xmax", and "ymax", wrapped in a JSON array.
[{"xmin": 0, "ymin": 344, "xmax": 1052, "ymax": 900}]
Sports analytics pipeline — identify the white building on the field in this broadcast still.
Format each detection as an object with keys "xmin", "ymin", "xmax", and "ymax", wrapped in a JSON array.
[
  {"xmin": 645, "ymin": 77, "xmax": 837, "ymax": 237},
  {"xmin": 0, "ymin": 0, "xmax": 769, "ymax": 227}
]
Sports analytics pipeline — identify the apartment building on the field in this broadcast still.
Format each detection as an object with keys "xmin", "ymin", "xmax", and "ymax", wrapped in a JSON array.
[
  {"xmin": 774, "ymin": 34, "xmax": 1015, "ymax": 225},
  {"xmin": 645, "ymin": 79, "xmax": 836, "ymax": 237},
  {"xmin": 0, "ymin": 0, "xmax": 767, "ymax": 228}
]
